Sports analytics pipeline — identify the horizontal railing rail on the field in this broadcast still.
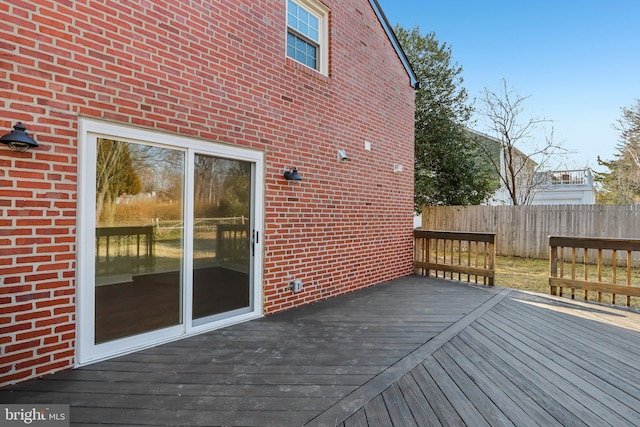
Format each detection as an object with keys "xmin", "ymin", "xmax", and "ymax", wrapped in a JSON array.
[
  {"xmin": 549, "ymin": 236, "xmax": 640, "ymax": 307},
  {"xmin": 414, "ymin": 229, "xmax": 495, "ymax": 285}
]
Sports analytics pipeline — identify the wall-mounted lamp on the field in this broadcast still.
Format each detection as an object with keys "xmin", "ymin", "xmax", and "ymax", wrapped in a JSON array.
[
  {"xmin": 337, "ymin": 150, "xmax": 350, "ymax": 161},
  {"xmin": 0, "ymin": 122, "xmax": 38, "ymax": 152},
  {"xmin": 284, "ymin": 167, "xmax": 302, "ymax": 181}
]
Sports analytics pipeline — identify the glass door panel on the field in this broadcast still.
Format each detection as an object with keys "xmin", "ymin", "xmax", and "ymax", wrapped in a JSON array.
[
  {"xmin": 94, "ymin": 139, "xmax": 185, "ymax": 344},
  {"xmin": 192, "ymin": 154, "xmax": 252, "ymax": 323}
]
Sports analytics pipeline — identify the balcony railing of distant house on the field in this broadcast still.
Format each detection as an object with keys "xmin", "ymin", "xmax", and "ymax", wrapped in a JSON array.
[
  {"xmin": 549, "ymin": 236, "xmax": 640, "ymax": 307},
  {"xmin": 414, "ymin": 230, "xmax": 495, "ymax": 285},
  {"xmin": 535, "ymin": 169, "xmax": 594, "ymax": 186}
]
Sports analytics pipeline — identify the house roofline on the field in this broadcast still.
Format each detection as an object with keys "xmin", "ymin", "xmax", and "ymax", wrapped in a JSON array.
[
  {"xmin": 467, "ymin": 127, "xmax": 539, "ymax": 167},
  {"xmin": 368, "ymin": 0, "xmax": 420, "ymax": 89}
]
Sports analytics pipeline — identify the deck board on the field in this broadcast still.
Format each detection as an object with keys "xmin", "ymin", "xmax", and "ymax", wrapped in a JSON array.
[
  {"xmin": 362, "ymin": 394, "xmax": 393, "ymax": 427},
  {"xmin": 395, "ymin": 373, "xmax": 441, "ymax": 427},
  {"xmin": 460, "ymin": 325, "xmax": 601, "ymax": 426},
  {"xmin": 380, "ymin": 383, "xmax": 418, "ymax": 427},
  {"xmin": 480, "ymin": 314, "xmax": 640, "ymax": 425},
  {"xmin": 441, "ymin": 341, "xmax": 538, "ymax": 426},
  {"xmin": 421, "ymin": 355, "xmax": 492, "ymax": 427},
  {"xmin": 409, "ymin": 363, "xmax": 465, "ymax": 427},
  {"xmin": 431, "ymin": 348, "xmax": 515, "ymax": 427},
  {"xmin": 495, "ymin": 299, "xmax": 640, "ymax": 396},
  {"xmin": 470, "ymin": 320, "xmax": 630, "ymax": 426},
  {"xmin": 485, "ymin": 306, "xmax": 640, "ymax": 409},
  {"xmin": 500, "ymin": 297, "xmax": 640, "ymax": 371},
  {"xmin": 2, "ymin": 276, "xmax": 640, "ymax": 426},
  {"xmin": 448, "ymin": 335, "xmax": 564, "ymax": 427}
]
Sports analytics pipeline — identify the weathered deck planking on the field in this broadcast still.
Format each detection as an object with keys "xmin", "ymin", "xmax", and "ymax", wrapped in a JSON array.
[
  {"xmin": 335, "ymin": 284, "xmax": 640, "ymax": 427},
  {"xmin": 1, "ymin": 276, "xmax": 495, "ymax": 426},
  {"xmin": 2, "ymin": 276, "xmax": 640, "ymax": 427},
  {"xmin": 394, "ymin": 373, "xmax": 441, "ymax": 427},
  {"xmin": 481, "ymin": 309, "xmax": 640, "ymax": 425},
  {"xmin": 430, "ymin": 348, "xmax": 515, "ymax": 427},
  {"xmin": 380, "ymin": 383, "xmax": 417, "ymax": 427}
]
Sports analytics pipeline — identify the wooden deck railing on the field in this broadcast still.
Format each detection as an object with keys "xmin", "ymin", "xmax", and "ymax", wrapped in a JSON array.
[
  {"xmin": 414, "ymin": 230, "xmax": 495, "ymax": 285},
  {"xmin": 549, "ymin": 236, "xmax": 640, "ymax": 307}
]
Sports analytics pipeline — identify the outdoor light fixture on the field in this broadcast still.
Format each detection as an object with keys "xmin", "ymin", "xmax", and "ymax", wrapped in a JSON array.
[
  {"xmin": 284, "ymin": 167, "xmax": 302, "ymax": 181},
  {"xmin": 337, "ymin": 150, "xmax": 350, "ymax": 161},
  {"xmin": 0, "ymin": 122, "xmax": 38, "ymax": 152}
]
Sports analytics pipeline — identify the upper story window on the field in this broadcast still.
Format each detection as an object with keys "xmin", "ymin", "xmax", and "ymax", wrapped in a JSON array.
[{"xmin": 286, "ymin": 0, "xmax": 329, "ymax": 75}]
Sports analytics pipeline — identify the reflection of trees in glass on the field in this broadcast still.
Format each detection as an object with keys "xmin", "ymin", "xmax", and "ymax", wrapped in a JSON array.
[
  {"xmin": 96, "ymin": 139, "xmax": 185, "ymax": 226},
  {"xmin": 96, "ymin": 140, "xmax": 249, "ymax": 225},
  {"xmin": 130, "ymin": 144, "xmax": 184, "ymax": 201},
  {"xmin": 194, "ymin": 156, "xmax": 250, "ymax": 218},
  {"xmin": 96, "ymin": 139, "xmax": 141, "ymax": 225}
]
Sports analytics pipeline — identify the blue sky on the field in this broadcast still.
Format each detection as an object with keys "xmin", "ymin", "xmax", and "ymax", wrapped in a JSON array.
[{"xmin": 377, "ymin": 0, "xmax": 640, "ymax": 170}]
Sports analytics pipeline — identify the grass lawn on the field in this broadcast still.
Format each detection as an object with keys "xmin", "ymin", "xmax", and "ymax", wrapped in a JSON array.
[
  {"xmin": 493, "ymin": 255, "xmax": 640, "ymax": 309},
  {"xmin": 495, "ymin": 255, "xmax": 549, "ymax": 294}
]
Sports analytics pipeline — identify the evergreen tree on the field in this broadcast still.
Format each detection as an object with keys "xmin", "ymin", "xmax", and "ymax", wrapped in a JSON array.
[
  {"xmin": 96, "ymin": 139, "xmax": 142, "ymax": 224},
  {"xmin": 596, "ymin": 99, "xmax": 640, "ymax": 204},
  {"xmin": 395, "ymin": 25, "xmax": 497, "ymax": 210}
]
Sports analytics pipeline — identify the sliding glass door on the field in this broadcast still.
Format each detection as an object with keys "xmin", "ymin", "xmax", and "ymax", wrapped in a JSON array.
[
  {"xmin": 94, "ymin": 140, "xmax": 185, "ymax": 343},
  {"xmin": 192, "ymin": 154, "xmax": 252, "ymax": 324},
  {"xmin": 78, "ymin": 119, "xmax": 263, "ymax": 365}
]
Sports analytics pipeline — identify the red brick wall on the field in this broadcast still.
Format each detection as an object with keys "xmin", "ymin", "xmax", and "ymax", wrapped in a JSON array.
[{"xmin": 0, "ymin": 0, "xmax": 415, "ymax": 385}]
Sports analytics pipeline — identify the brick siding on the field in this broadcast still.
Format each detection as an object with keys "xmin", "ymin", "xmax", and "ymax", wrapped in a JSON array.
[{"xmin": 0, "ymin": 0, "xmax": 415, "ymax": 386}]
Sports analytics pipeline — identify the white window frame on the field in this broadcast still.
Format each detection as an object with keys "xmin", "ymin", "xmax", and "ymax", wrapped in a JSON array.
[
  {"xmin": 286, "ymin": 0, "xmax": 329, "ymax": 75},
  {"xmin": 76, "ymin": 118, "xmax": 264, "ymax": 366}
]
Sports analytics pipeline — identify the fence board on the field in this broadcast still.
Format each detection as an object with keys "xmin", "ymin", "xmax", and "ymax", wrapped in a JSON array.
[{"xmin": 422, "ymin": 205, "xmax": 640, "ymax": 259}]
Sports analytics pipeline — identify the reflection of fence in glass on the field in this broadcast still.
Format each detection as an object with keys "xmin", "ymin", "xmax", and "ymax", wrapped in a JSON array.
[
  {"xmin": 216, "ymin": 224, "xmax": 249, "ymax": 263},
  {"xmin": 96, "ymin": 217, "xmax": 248, "ymax": 278},
  {"xmin": 95, "ymin": 226, "xmax": 154, "ymax": 279},
  {"xmin": 190, "ymin": 217, "xmax": 248, "ymax": 268}
]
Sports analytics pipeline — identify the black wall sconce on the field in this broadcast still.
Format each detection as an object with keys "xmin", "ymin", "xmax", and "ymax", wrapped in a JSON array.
[
  {"xmin": 284, "ymin": 167, "xmax": 302, "ymax": 181},
  {"xmin": 0, "ymin": 122, "xmax": 38, "ymax": 152}
]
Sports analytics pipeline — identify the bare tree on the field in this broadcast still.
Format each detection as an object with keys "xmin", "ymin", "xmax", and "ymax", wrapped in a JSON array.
[{"xmin": 475, "ymin": 79, "xmax": 566, "ymax": 205}]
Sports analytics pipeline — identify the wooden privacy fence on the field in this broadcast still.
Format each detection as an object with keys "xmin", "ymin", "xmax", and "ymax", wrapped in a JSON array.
[
  {"xmin": 414, "ymin": 230, "xmax": 495, "ymax": 285},
  {"xmin": 549, "ymin": 236, "xmax": 640, "ymax": 307},
  {"xmin": 422, "ymin": 204, "xmax": 640, "ymax": 260}
]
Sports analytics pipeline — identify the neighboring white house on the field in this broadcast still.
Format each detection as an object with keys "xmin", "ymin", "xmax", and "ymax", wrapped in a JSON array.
[
  {"xmin": 529, "ymin": 169, "xmax": 597, "ymax": 205},
  {"xmin": 490, "ymin": 167, "xmax": 596, "ymax": 205}
]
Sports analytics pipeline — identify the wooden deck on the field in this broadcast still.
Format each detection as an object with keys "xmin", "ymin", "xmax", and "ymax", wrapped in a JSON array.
[{"xmin": 2, "ymin": 275, "xmax": 640, "ymax": 426}]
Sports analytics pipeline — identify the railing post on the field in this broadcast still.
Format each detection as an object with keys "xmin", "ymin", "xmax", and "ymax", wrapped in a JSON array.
[
  {"xmin": 488, "ymin": 238, "xmax": 495, "ymax": 286},
  {"xmin": 414, "ymin": 234, "xmax": 423, "ymax": 276},
  {"xmin": 549, "ymin": 239, "xmax": 558, "ymax": 296},
  {"xmin": 425, "ymin": 236, "xmax": 430, "ymax": 277}
]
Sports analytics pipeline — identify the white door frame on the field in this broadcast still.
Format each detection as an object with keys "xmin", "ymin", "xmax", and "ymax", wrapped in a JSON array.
[{"xmin": 76, "ymin": 118, "xmax": 264, "ymax": 366}]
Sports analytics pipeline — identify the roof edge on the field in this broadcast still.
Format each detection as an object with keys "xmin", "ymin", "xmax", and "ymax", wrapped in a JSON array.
[{"xmin": 368, "ymin": 0, "xmax": 420, "ymax": 89}]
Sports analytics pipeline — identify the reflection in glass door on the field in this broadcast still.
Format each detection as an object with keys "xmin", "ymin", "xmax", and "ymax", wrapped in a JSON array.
[
  {"xmin": 80, "ymin": 119, "xmax": 264, "ymax": 364},
  {"xmin": 192, "ymin": 154, "xmax": 252, "ymax": 324},
  {"xmin": 94, "ymin": 139, "xmax": 185, "ymax": 344}
]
